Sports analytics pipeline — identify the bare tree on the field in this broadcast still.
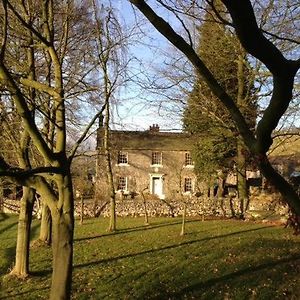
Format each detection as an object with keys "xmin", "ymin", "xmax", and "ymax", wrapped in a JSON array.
[
  {"xmin": 91, "ymin": 1, "xmax": 130, "ymax": 232},
  {"xmin": 0, "ymin": 0, "xmax": 105, "ymax": 298}
]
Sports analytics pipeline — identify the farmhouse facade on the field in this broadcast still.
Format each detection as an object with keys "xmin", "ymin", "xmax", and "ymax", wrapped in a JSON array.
[{"xmin": 96, "ymin": 124, "xmax": 198, "ymax": 200}]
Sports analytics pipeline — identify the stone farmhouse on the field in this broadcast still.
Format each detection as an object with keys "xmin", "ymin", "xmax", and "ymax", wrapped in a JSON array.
[
  {"xmin": 95, "ymin": 124, "xmax": 300, "ymax": 201},
  {"xmin": 96, "ymin": 124, "xmax": 198, "ymax": 200}
]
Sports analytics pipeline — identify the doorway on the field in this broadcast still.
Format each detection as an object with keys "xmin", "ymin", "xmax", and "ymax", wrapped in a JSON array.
[{"xmin": 151, "ymin": 176, "xmax": 164, "ymax": 198}]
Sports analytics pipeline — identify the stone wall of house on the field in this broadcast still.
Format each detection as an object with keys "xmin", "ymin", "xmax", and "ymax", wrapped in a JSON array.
[{"xmin": 96, "ymin": 149, "xmax": 197, "ymax": 201}]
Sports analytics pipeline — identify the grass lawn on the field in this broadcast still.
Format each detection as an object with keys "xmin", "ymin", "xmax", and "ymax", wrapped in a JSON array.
[{"xmin": 1, "ymin": 213, "xmax": 300, "ymax": 299}]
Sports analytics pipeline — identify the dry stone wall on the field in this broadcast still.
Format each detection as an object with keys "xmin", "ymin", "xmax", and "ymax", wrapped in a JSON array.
[
  {"xmin": 75, "ymin": 195, "xmax": 288, "ymax": 220},
  {"xmin": 2, "ymin": 193, "xmax": 288, "ymax": 222}
]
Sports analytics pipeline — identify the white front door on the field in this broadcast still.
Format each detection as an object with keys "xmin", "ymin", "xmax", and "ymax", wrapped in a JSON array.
[{"xmin": 152, "ymin": 176, "xmax": 163, "ymax": 198}]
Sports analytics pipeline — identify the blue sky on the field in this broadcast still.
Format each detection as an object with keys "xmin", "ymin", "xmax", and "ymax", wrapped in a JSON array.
[{"xmin": 111, "ymin": 0, "xmax": 185, "ymax": 131}]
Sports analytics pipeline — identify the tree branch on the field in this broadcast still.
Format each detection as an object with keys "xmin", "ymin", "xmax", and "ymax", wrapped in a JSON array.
[
  {"xmin": 20, "ymin": 78, "xmax": 60, "ymax": 98},
  {"xmin": 0, "ymin": 166, "xmax": 63, "ymax": 178},
  {"xmin": 0, "ymin": 64, "xmax": 57, "ymax": 164},
  {"xmin": 68, "ymin": 105, "xmax": 106, "ymax": 162},
  {"xmin": 0, "ymin": 0, "xmax": 8, "ymax": 60},
  {"xmin": 221, "ymin": 0, "xmax": 298, "ymax": 76},
  {"xmin": 129, "ymin": 0, "xmax": 256, "ymax": 151},
  {"xmin": 6, "ymin": 0, "xmax": 51, "ymax": 47},
  {"xmin": 221, "ymin": 0, "xmax": 299, "ymax": 152}
]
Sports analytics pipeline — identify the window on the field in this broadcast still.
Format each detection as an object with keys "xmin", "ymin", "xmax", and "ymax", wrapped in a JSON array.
[
  {"xmin": 117, "ymin": 151, "xmax": 128, "ymax": 164},
  {"xmin": 184, "ymin": 178, "xmax": 192, "ymax": 193},
  {"xmin": 152, "ymin": 151, "xmax": 162, "ymax": 165},
  {"xmin": 117, "ymin": 176, "xmax": 127, "ymax": 191},
  {"xmin": 184, "ymin": 152, "xmax": 193, "ymax": 166}
]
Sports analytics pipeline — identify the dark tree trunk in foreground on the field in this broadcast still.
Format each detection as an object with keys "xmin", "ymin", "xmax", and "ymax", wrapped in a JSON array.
[
  {"xmin": 10, "ymin": 187, "xmax": 35, "ymax": 277},
  {"xmin": 49, "ymin": 174, "xmax": 74, "ymax": 300}
]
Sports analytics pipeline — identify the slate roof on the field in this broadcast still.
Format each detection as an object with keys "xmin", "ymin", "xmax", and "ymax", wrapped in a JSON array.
[{"xmin": 98, "ymin": 128, "xmax": 195, "ymax": 151}]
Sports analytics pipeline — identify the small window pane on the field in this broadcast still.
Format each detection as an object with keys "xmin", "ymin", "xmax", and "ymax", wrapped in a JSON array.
[
  {"xmin": 152, "ymin": 152, "xmax": 162, "ymax": 165},
  {"xmin": 117, "ymin": 176, "xmax": 127, "ymax": 191},
  {"xmin": 185, "ymin": 152, "xmax": 193, "ymax": 166},
  {"xmin": 184, "ymin": 178, "xmax": 192, "ymax": 192},
  {"xmin": 118, "ymin": 151, "xmax": 128, "ymax": 164}
]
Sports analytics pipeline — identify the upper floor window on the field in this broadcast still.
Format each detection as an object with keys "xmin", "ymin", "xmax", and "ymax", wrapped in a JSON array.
[
  {"xmin": 117, "ymin": 151, "xmax": 128, "ymax": 164},
  {"xmin": 184, "ymin": 177, "xmax": 193, "ymax": 193},
  {"xmin": 184, "ymin": 152, "xmax": 193, "ymax": 166},
  {"xmin": 117, "ymin": 176, "xmax": 127, "ymax": 191},
  {"xmin": 152, "ymin": 151, "xmax": 162, "ymax": 165}
]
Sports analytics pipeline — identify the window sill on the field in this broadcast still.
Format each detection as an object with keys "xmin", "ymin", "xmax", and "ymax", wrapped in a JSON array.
[
  {"xmin": 184, "ymin": 165, "xmax": 194, "ymax": 169},
  {"xmin": 183, "ymin": 191, "xmax": 192, "ymax": 195},
  {"xmin": 117, "ymin": 190, "xmax": 129, "ymax": 194},
  {"xmin": 116, "ymin": 163, "xmax": 130, "ymax": 167}
]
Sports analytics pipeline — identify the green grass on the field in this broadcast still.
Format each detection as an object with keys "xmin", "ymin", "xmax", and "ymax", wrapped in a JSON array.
[{"xmin": 1, "ymin": 213, "xmax": 300, "ymax": 299}]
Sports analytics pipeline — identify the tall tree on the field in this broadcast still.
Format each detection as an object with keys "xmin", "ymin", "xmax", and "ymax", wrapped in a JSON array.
[
  {"xmin": 184, "ymin": 3, "xmax": 256, "ymax": 216},
  {"xmin": 91, "ymin": 1, "xmax": 130, "ymax": 232},
  {"xmin": 129, "ymin": 0, "xmax": 300, "ymax": 230},
  {"xmin": 0, "ymin": 0, "xmax": 104, "ymax": 298}
]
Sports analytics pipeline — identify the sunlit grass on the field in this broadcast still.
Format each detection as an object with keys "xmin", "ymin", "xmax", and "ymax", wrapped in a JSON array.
[{"xmin": 1, "ymin": 213, "xmax": 300, "ymax": 299}]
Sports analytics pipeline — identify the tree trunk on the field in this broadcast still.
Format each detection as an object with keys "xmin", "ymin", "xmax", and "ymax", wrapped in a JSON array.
[
  {"xmin": 180, "ymin": 202, "xmax": 187, "ymax": 236},
  {"xmin": 10, "ymin": 187, "xmax": 35, "ymax": 277},
  {"xmin": 80, "ymin": 195, "xmax": 84, "ymax": 225},
  {"xmin": 108, "ymin": 195, "xmax": 116, "ymax": 232},
  {"xmin": 141, "ymin": 190, "xmax": 149, "ymax": 225},
  {"xmin": 103, "ymin": 101, "xmax": 116, "ymax": 232},
  {"xmin": 0, "ymin": 182, "xmax": 3, "ymax": 213},
  {"xmin": 49, "ymin": 176, "xmax": 74, "ymax": 300},
  {"xmin": 236, "ymin": 139, "xmax": 248, "ymax": 219},
  {"xmin": 259, "ymin": 156, "xmax": 300, "ymax": 216},
  {"xmin": 217, "ymin": 174, "xmax": 224, "ymax": 198},
  {"xmin": 39, "ymin": 201, "xmax": 52, "ymax": 245}
]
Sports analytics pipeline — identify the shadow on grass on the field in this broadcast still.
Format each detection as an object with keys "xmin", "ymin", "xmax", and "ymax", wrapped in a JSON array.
[
  {"xmin": 75, "ymin": 218, "xmax": 209, "ymax": 242},
  {"xmin": 0, "ymin": 246, "xmax": 15, "ymax": 275},
  {"xmin": 171, "ymin": 254, "xmax": 300, "ymax": 298},
  {"xmin": 74, "ymin": 225, "xmax": 273, "ymax": 269},
  {"xmin": 0, "ymin": 286, "xmax": 49, "ymax": 300},
  {"xmin": 0, "ymin": 221, "xmax": 18, "ymax": 236},
  {"xmin": 0, "ymin": 213, "xmax": 10, "ymax": 223},
  {"xmin": 30, "ymin": 269, "xmax": 52, "ymax": 277}
]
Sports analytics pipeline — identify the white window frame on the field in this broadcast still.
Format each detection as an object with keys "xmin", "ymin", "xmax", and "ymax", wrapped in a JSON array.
[
  {"xmin": 184, "ymin": 152, "xmax": 194, "ymax": 168},
  {"xmin": 184, "ymin": 177, "xmax": 193, "ymax": 193},
  {"xmin": 117, "ymin": 151, "xmax": 129, "ymax": 165},
  {"xmin": 151, "ymin": 151, "xmax": 162, "ymax": 166},
  {"xmin": 117, "ymin": 176, "xmax": 128, "ymax": 192}
]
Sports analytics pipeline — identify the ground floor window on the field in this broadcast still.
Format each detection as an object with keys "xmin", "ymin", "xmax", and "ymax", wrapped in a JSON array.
[
  {"xmin": 184, "ymin": 177, "xmax": 192, "ymax": 193},
  {"xmin": 117, "ymin": 176, "xmax": 127, "ymax": 191}
]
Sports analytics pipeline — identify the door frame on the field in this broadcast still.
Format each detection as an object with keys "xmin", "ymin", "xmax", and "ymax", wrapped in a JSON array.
[{"xmin": 149, "ymin": 173, "xmax": 165, "ymax": 199}]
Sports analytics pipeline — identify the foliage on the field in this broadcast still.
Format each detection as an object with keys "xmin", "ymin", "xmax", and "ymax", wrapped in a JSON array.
[
  {"xmin": 1, "ymin": 214, "xmax": 300, "ymax": 299},
  {"xmin": 192, "ymin": 133, "xmax": 235, "ymax": 181},
  {"xmin": 183, "ymin": 1, "xmax": 256, "ymax": 182}
]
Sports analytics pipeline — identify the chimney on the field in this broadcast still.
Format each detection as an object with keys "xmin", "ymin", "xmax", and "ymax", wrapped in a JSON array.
[{"xmin": 149, "ymin": 124, "xmax": 160, "ymax": 132}]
